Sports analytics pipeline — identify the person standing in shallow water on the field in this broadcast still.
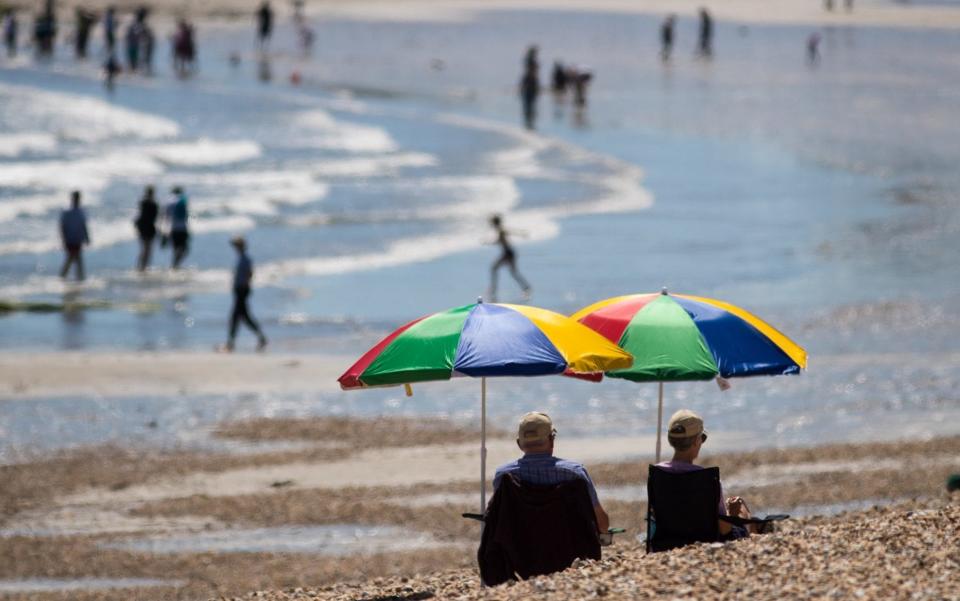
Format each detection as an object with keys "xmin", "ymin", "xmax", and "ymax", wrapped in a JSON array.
[
  {"xmin": 225, "ymin": 236, "xmax": 268, "ymax": 352},
  {"xmin": 74, "ymin": 8, "xmax": 96, "ymax": 59},
  {"xmin": 550, "ymin": 61, "xmax": 568, "ymax": 119},
  {"xmin": 697, "ymin": 7, "xmax": 713, "ymax": 58},
  {"xmin": 3, "ymin": 10, "xmax": 18, "ymax": 58},
  {"xmin": 488, "ymin": 214, "xmax": 531, "ymax": 302},
  {"xmin": 519, "ymin": 66, "xmax": 539, "ymax": 130},
  {"xmin": 134, "ymin": 185, "xmax": 158, "ymax": 271},
  {"xmin": 60, "ymin": 191, "xmax": 90, "ymax": 281},
  {"xmin": 660, "ymin": 14, "xmax": 675, "ymax": 62},
  {"xmin": 103, "ymin": 6, "xmax": 116, "ymax": 54},
  {"xmin": 164, "ymin": 186, "xmax": 190, "ymax": 269},
  {"xmin": 256, "ymin": 1, "xmax": 273, "ymax": 50}
]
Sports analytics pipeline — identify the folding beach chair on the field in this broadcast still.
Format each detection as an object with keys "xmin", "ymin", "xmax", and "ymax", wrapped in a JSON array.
[
  {"xmin": 646, "ymin": 464, "xmax": 788, "ymax": 553},
  {"xmin": 471, "ymin": 473, "xmax": 602, "ymax": 586}
]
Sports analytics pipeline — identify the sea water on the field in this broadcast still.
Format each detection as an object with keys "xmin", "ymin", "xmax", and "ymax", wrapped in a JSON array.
[{"xmin": 1, "ymin": 11, "xmax": 958, "ymax": 459}]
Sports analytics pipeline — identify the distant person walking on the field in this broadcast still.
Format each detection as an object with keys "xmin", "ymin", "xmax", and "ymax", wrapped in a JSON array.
[
  {"xmin": 134, "ymin": 185, "xmax": 158, "ymax": 271},
  {"xmin": 33, "ymin": 2, "xmax": 57, "ymax": 59},
  {"xmin": 172, "ymin": 19, "xmax": 196, "ymax": 77},
  {"xmin": 59, "ymin": 191, "xmax": 90, "ymax": 281},
  {"xmin": 124, "ymin": 15, "xmax": 142, "ymax": 71},
  {"xmin": 164, "ymin": 186, "xmax": 190, "ymax": 269},
  {"xmin": 3, "ymin": 10, "xmax": 17, "ymax": 58},
  {"xmin": 103, "ymin": 6, "xmax": 116, "ymax": 54},
  {"xmin": 138, "ymin": 8, "xmax": 154, "ymax": 74},
  {"xmin": 697, "ymin": 7, "xmax": 713, "ymax": 58},
  {"xmin": 225, "ymin": 236, "xmax": 268, "ymax": 352},
  {"xmin": 74, "ymin": 8, "xmax": 96, "ymax": 59},
  {"xmin": 256, "ymin": 1, "xmax": 273, "ymax": 50},
  {"xmin": 488, "ymin": 214, "xmax": 531, "ymax": 302},
  {"xmin": 807, "ymin": 32, "xmax": 821, "ymax": 66},
  {"xmin": 519, "ymin": 64, "xmax": 540, "ymax": 130},
  {"xmin": 660, "ymin": 14, "xmax": 675, "ymax": 62}
]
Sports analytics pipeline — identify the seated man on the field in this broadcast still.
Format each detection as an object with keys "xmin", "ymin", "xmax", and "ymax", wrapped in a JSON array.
[
  {"xmin": 493, "ymin": 411, "xmax": 609, "ymax": 533},
  {"xmin": 656, "ymin": 409, "xmax": 755, "ymax": 539}
]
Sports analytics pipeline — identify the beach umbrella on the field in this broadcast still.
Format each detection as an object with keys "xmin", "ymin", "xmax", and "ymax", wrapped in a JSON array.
[
  {"xmin": 571, "ymin": 289, "xmax": 807, "ymax": 462},
  {"xmin": 338, "ymin": 299, "xmax": 633, "ymax": 514}
]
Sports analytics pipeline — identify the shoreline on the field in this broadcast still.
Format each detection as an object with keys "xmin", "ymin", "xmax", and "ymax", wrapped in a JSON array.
[{"xmin": 9, "ymin": 0, "xmax": 960, "ymax": 30}]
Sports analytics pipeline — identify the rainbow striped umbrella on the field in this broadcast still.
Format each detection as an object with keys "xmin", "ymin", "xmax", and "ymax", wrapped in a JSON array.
[
  {"xmin": 339, "ymin": 300, "xmax": 633, "ymax": 512},
  {"xmin": 572, "ymin": 289, "xmax": 807, "ymax": 460}
]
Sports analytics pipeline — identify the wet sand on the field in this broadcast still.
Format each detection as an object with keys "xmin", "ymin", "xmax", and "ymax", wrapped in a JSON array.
[
  {"xmin": 2, "ymin": 415, "xmax": 958, "ymax": 600},
  {"xmin": 0, "ymin": 352, "xmax": 345, "ymax": 399}
]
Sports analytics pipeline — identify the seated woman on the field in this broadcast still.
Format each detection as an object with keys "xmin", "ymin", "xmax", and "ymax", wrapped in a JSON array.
[{"xmin": 655, "ymin": 409, "xmax": 756, "ymax": 538}]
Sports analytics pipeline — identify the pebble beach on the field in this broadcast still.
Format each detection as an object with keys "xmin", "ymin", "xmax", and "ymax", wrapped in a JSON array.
[
  {"xmin": 3, "ymin": 0, "xmax": 960, "ymax": 598},
  {"xmin": 1, "ymin": 413, "xmax": 958, "ymax": 600},
  {"xmin": 227, "ymin": 498, "xmax": 960, "ymax": 601}
]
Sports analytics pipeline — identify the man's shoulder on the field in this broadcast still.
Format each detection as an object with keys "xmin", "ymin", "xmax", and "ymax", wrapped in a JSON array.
[{"xmin": 552, "ymin": 456, "xmax": 587, "ymax": 471}]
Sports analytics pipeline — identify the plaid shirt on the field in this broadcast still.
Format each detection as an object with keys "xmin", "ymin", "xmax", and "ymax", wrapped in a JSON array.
[{"xmin": 493, "ymin": 452, "xmax": 601, "ymax": 507}]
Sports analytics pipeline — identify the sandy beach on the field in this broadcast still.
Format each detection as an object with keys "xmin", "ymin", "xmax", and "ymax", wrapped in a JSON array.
[{"xmin": 0, "ymin": 352, "xmax": 345, "ymax": 399}]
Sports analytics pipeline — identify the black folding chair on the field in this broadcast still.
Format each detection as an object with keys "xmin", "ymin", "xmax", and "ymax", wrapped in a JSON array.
[
  {"xmin": 472, "ymin": 474, "xmax": 601, "ymax": 586},
  {"xmin": 646, "ymin": 464, "xmax": 788, "ymax": 552}
]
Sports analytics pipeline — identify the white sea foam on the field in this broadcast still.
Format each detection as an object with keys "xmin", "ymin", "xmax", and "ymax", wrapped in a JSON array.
[
  {"xmin": 258, "ymin": 222, "xmax": 486, "ymax": 280},
  {"xmin": 295, "ymin": 109, "xmax": 338, "ymax": 129},
  {"xmin": 0, "ymin": 215, "xmax": 255, "ymax": 256},
  {"xmin": 144, "ymin": 139, "xmax": 262, "ymax": 167},
  {"xmin": 0, "ymin": 132, "xmax": 58, "ymax": 157},
  {"xmin": 0, "ymin": 275, "xmax": 109, "ymax": 298},
  {"xmin": 0, "ymin": 152, "xmax": 163, "ymax": 192},
  {"xmin": 291, "ymin": 110, "xmax": 398, "ymax": 153},
  {"xmin": 312, "ymin": 153, "xmax": 437, "ymax": 177},
  {"xmin": 179, "ymin": 170, "xmax": 329, "ymax": 207},
  {"xmin": 0, "ymin": 193, "xmax": 101, "ymax": 223},
  {"xmin": 257, "ymin": 145, "xmax": 652, "ymax": 282},
  {"xmin": 294, "ymin": 126, "xmax": 398, "ymax": 153},
  {"xmin": 0, "ymin": 82, "xmax": 180, "ymax": 142},
  {"xmin": 294, "ymin": 176, "xmax": 518, "ymax": 225}
]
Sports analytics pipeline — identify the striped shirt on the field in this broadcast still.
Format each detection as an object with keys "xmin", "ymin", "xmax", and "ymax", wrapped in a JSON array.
[{"xmin": 493, "ymin": 452, "xmax": 601, "ymax": 507}]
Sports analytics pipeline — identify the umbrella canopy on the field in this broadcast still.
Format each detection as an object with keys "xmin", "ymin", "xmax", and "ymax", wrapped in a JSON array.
[
  {"xmin": 571, "ymin": 289, "xmax": 807, "ymax": 461},
  {"xmin": 571, "ymin": 290, "xmax": 807, "ymax": 382},
  {"xmin": 338, "ymin": 300, "xmax": 632, "ymax": 515},
  {"xmin": 340, "ymin": 301, "xmax": 633, "ymax": 389}
]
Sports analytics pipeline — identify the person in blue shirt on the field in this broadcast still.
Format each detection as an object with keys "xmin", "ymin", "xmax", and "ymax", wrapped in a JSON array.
[
  {"xmin": 494, "ymin": 412, "xmax": 609, "ymax": 533},
  {"xmin": 164, "ymin": 186, "xmax": 190, "ymax": 269},
  {"xmin": 59, "ymin": 190, "xmax": 90, "ymax": 281},
  {"xmin": 225, "ymin": 236, "xmax": 267, "ymax": 352}
]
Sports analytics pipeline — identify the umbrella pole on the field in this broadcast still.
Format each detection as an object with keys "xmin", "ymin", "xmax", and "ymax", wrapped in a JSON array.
[
  {"xmin": 655, "ymin": 381, "xmax": 664, "ymax": 463},
  {"xmin": 480, "ymin": 376, "xmax": 487, "ymax": 515}
]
